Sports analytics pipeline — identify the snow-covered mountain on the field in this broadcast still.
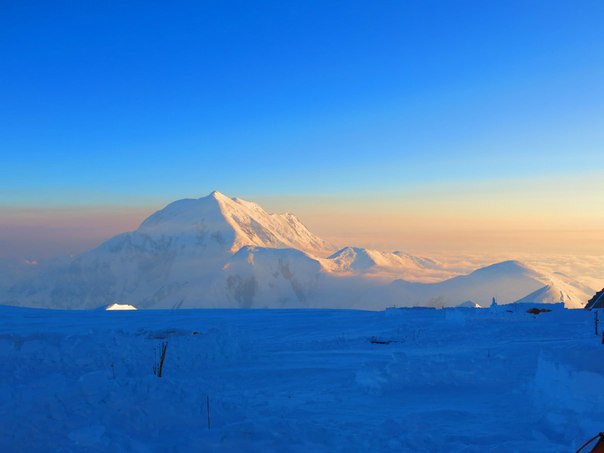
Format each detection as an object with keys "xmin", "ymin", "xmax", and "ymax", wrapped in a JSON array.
[
  {"xmin": 3, "ymin": 192, "xmax": 335, "ymax": 309},
  {"xmin": 388, "ymin": 260, "xmax": 592, "ymax": 309},
  {"xmin": 137, "ymin": 191, "xmax": 334, "ymax": 257},
  {"xmin": 0, "ymin": 192, "xmax": 594, "ymax": 309}
]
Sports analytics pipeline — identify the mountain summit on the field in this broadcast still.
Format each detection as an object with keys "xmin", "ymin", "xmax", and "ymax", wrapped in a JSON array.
[{"xmin": 138, "ymin": 191, "xmax": 334, "ymax": 257}]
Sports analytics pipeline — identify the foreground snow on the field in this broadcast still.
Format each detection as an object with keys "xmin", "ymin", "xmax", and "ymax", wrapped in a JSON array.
[{"xmin": 0, "ymin": 305, "xmax": 602, "ymax": 452}]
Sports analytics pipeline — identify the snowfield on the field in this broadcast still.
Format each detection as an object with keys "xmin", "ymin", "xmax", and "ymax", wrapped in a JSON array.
[{"xmin": 1, "ymin": 304, "xmax": 602, "ymax": 452}]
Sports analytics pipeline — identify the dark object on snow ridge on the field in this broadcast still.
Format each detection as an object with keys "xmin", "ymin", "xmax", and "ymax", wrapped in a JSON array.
[
  {"xmin": 370, "ymin": 336, "xmax": 403, "ymax": 345},
  {"xmin": 527, "ymin": 308, "xmax": 552, "ymax": 315},
  {"xmin": 576, "ymin": 432, "xmax": 604, "ymax": 453},
  {"xmin": 586, "ymin": 289, "xmax": 604, "ymax": 310}
]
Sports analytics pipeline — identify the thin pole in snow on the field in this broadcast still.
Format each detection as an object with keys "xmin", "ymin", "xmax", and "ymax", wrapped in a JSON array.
[{"xmin": 207, "ymin": 395, "xmax": 211, "ymax": 430}]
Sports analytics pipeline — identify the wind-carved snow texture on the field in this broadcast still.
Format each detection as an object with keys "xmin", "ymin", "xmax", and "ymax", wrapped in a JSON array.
[
  {"xmin": 226, "ymin": 275, "xmax": 258, "ymax": 309},
  {"xmin": 0, "ymin": 191, "xmax": 595, "ymax": 309},
  {"xmin": 0, "ymin": 305, "xmax": 602, "ymax": 451}
]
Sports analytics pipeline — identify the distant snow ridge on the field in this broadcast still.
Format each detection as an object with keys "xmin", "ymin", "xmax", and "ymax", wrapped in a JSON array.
[
  {"xmin": 0, "ymin": 191, "xmax": 594, "ymax": 310},
  {"xmin": 389, "ymin": 260, "xmax": 591, "ymax": 309},
  {"xmin": 321, "ymin": 247, "xmax": 455, "ymax": 285},
  {"xmin": 327, "ymin": 247, "xmax": 427, "ymax": 272}
]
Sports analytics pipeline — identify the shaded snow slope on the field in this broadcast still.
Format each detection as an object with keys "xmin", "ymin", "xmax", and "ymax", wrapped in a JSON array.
[
  {"xmin": 223, "ymin": 246, "xmax": 325, "ymax": 308},
  {"xmin": 1, "ymin": 306, "xmax": 602, "ymax": 451}
]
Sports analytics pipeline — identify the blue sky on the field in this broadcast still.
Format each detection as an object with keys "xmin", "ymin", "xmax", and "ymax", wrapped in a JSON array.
[{"xmin": 1, "ymin": 1, "xmax": 603, "ymax": 257}]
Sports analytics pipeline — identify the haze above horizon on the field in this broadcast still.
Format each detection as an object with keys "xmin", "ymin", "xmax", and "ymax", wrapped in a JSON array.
[{"xmin": 1, "ymin": 1, "xmax": 603, "ymax": 260}]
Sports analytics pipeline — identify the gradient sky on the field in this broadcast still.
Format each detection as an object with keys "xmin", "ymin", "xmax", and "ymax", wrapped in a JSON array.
[{"xmin": 1, "ymin": 1, "xmax": 603, "ymax": 259}]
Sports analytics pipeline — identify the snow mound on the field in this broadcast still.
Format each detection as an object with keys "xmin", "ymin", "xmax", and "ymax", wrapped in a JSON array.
[
  {"xmin": 456, "ymin": 301, "xmax": 483, "ymax": 308},
  {"xmin": 105, "ymin": 303, "xmax": 137, "ymax": 310}
]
